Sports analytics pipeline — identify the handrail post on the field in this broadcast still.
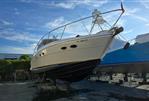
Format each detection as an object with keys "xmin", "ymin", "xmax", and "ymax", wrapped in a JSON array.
[{"xmin": 61, "ymin": 25, "xmax": 66, "ymax": 40}]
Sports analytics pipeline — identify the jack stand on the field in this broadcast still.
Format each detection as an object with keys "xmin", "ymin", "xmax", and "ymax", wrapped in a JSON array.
[
  {"xmin": 124, "ymin": 73, "xmax": 128, "ymax": 82},
  {"xmin": 56, "ymin": 80, "xmax": 72, "ymax": 91},
  {"xmin": 109, "ymin": 72, "xmax": 113, "ymax": 80},
  {"xmin": 142, "ymin": 73, "xmax": 147, "ymax": 84}
]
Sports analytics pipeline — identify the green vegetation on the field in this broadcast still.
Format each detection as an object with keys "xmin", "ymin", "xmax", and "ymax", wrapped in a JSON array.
[
  {"xmin": 0, "ymin": 55, "xmax": 31, "ymax": 81},
  {"xmin": 19, "ymin": 54, "xmax": 31, "ymax": 61}
]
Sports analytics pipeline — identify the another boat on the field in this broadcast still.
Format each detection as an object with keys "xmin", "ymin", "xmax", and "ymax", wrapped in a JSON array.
[
  {"xmin": 96, "ymin": 33, "xmax": 149, "ymax": 73},
  {"xmin": 31, "ymin": 4, "xmax": 125, "ymax": 82}
]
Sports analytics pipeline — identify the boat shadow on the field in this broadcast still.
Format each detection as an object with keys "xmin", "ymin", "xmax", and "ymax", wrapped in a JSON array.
[
  {"xmin": 32, "ymin": 86, "xmax": 93, "ymax": 101},
  {"xmin": 32, "ymin": 80, "xmax": 149, "ymax": 101}
]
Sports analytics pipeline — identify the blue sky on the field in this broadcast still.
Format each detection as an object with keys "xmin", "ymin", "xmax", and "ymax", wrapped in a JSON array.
[{"xmin": 0, "ymin": 0, "xmax": 149, "ymax": 54}]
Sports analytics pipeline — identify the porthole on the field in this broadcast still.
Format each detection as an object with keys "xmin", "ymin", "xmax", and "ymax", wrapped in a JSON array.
[
  {"xmin": 61, "ymin": 47, "xmax": 67, "ymax": 50},
  {"xmin": 70, "ymin": 45, "xmax": 77, "ymax": 48}
]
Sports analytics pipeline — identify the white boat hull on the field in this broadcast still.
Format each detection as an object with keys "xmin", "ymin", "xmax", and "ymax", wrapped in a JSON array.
[{"xmin": 31, "ymin": 31, "xmax": 114, "ymax": 72}]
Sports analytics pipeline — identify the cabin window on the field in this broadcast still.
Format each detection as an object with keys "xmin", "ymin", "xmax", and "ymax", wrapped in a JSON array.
[
  {"xmin": 39, "ymin": 49, "xmax": 47, "ymax": 56},
  {"xmin": 39, "ymin": 53, "xmax": 44, "ymax": 56},
  {"xmin": 61, "ymin": 47, "xmax": 67, "ymax": 50},
  {"xmin": 70, "ymin": 45, "xmax": 77, "ymax": 48}
]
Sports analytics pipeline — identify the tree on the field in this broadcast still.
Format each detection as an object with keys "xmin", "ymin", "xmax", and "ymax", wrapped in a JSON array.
[{"xmin": 19, "ymin": 54, "xmax": 31, "ymax": 61}]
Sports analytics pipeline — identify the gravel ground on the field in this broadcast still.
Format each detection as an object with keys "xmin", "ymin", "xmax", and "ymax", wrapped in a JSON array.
[
  {"xmin": 0, "ymin": 80, "xmax": 149, "ymax": 101},
  {"xmin": 0, "ymin": 82, "xmax": 36, "ymax": 101}
]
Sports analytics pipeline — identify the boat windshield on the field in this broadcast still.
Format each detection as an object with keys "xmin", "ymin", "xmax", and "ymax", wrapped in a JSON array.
[{"xmin": 37, "ymin": 39, "xmax": 58, "ymax": 50}]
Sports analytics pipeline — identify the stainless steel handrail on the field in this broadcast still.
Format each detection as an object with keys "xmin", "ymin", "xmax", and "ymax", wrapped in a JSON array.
[
  {"xmin": 33, "ymin": 16, "xmax": 93, "ymax": 55},
  {"xmin": 33, "ymin": 3, "xmax": 124, "ymax": 55}
]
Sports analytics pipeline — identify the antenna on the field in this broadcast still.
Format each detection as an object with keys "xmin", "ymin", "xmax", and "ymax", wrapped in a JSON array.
[
  {"xmin": 100, "ymin": 2, "xmax": 124, "ymax": 15},
  {"xmin": 121, "ymin": 2, "xmax": 125, "ymax": 13},
  {"xmin": 110, "ymin": 2, "xmax": 125, "ymax": 28}
]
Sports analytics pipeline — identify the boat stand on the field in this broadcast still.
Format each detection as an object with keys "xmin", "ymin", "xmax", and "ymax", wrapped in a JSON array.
[
  {"xmin": 123, "ymin": 73, "xmax": 128, "ymax": 82},
  {"xmin": 56, "ymin": 79, "xmax": 72, "ymax": 91}
]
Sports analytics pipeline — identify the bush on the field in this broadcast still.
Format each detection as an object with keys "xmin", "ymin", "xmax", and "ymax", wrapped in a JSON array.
[
  {"xmin": 19, "ymin": 54, "xmax": 31, "ymax": 61},
  {"xmin": 0, "ymin": 59, "xmax": 31, "ymax": 81},
  {"xmin": 10, "ymin": 60, "xmax": 30, "ymax": 71}
]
